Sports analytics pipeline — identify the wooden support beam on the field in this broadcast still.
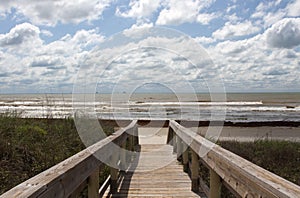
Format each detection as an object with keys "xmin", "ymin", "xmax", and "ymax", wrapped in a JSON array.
[
  {"xmin": 133, "ymin": 125, "xmax": 139, "ymax": 147},
  {"xmin": 110, "ymin": 148, "xmax": 119, "ymax": 194},
  {"xmin": 129, "ymin": 132, "xmax": 134, "ymax": 152},
  {"xmin": 88, "ymin": 167, "xmax": 99, "ymax": 198},
  {"xmin": 191, "ymin": 149, "xmax": 199, "ymax": 192},
  {"xmin": 173, "ymin": 134, "xmax": 177, "ymax": 154},
  {"xmin": 177, "ymin": 136, "xmax": 182, "ymax": 162},
  {"xmin": 167, "ymin": 126, "xmax": 174, "ymax": 145},
  {"xmin": 210, "ymin": 168, "xmax": 222, "ymax": 198},
  {"xmin": 182, "ymin": 143, "xmax": 189, "ymax": 173},
  {"xmin": 120, "ymin": 140, "xmax": 127, "ymax": 171}
]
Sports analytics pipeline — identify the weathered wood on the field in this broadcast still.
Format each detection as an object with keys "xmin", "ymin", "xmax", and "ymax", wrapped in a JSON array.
[
  {"xmin": 173, "ymin": 134, "xmax": 177, "ymax": 153},
  {"xmin": 177, "ymin": 136, "xmax": 183, "ymax": 162},
  {"xmin": 110, "ymin": 147, "xmax": 119, "ymax": 194},
  {"xmin": 133, "ymin": 125, "xmax": 139, "ymax": 146},
  {"xmin": 104, "ymin": 144, "xmax": 200, "ymax": 197},
  {"xmin": 68, "ymin": 179, "xmax": 88, "ymax": 198},
  {"xmin": 182, "ymin": 143, "xmax": 189, "ymax": 173},
  {"xmin": 88, "ymin": 168, "xmax": 99, "ymax": 198},
  {"xmin": 169, "ymin": 120, "xmax": 300, "ymax": 198},
  {"xmin": 167, "ymin": 126, "xmax": 174, "ymax": 145},
  {"xmin": 199, "ymin": 177, "xmax": 209, "ymax": 197},
  {"xmin": 210, "ymin": 168, "xmax": 221, "ymax": 198},
  {"xmin": 1, "ymin": 120, "xmax": 137, "ymax": 198},
  {"xmin": 191, "ymin": 149, "xmax": 199, "ymax": 192},
  {"xmin": 120, "ymin": 140, "xmax": 127, "ymax": 170}
]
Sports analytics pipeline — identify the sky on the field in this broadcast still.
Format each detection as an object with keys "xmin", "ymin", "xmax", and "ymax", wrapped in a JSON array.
[{"xmin": 0, "ymin": 0, "xmax": 300, "ymax": 94}]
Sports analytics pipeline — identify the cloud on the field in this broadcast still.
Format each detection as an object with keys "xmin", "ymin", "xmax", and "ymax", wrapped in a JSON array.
[
  {"xmin": 212, "ymin": 21, "xmax": 261, "ymax": 40},
  {"xmin": 196, "ymin": 13, "xmax": 219, "ymax": 25},
  {"xmin": 116, "ymin": 0, "xmax": 161, "ymax": 22},
  {"xmin": 41, "ymin": 30, "xmax": 53, "ymax": 37},
  {"xmin": 204, "ymin": 25, "xmax": 300, "ymax": 91},
  {"xmin": 0, "ymin": 23, "xmax": 107, "ymax": 93},
  {"xmin": 251, "ymin": 1, "xmax": 286, "ymax": 28},
  {"xmin": 194, "ymin": 36, "xmax": 216, "ymax": 45},
  {"xmin": 0, "ymin": 0, "xmax": 112, "ymax": 26},
  {"xmin": 30, "ymin": 56, "xmax": 62, "ymax": 68},
  {"xmin": 265, "ymin": 18, "xmax": 300, "ymax": 49},
  {"xmin": 123, "ymin": 23, "xmax": 154, "ymax": 38},
  {"xmin": 287, "ymin": 0, "xmax": 300, "ymax": 17},
  {"xmin": 0, "ymin": 23, "xmax": 40, "ymax": 46},
  {"xmin": 116, "ymin": 0, "xmax": 217, "ymax": 25},
  {"xmin": 156, "ymin": 0, "xmax": 216, "ymax": 25},
  {"xmin": 263, "ymin": 69, "xmax": 289, "ymax": 76}
]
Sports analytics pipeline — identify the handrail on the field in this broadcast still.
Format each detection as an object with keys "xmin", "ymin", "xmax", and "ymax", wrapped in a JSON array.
[
  {"xmin": 1, "ymin": 120, "xmax": 138, "ymax": 198},
  {"xmin": 169, "ymin": 120, "xmax": 300, "ymax": 198}
]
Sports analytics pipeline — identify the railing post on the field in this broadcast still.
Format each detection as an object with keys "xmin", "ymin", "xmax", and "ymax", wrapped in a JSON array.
[
  {"xmin": 129, "ymin": 130, "xmax": 134, "ymax": 152},
  {"xmin": 110, "ymin": 148, "xmax": 119, "ymax": 193},
  {"xmin": 177, "ymin": 136, "xmax": 182, "ymax": 162},
  {"xmin": 120, "ymin": 140, "xmax": 127, "ymax": 171},
  {"xmin": 133, "ymin": 125, "xmax": 139, "ymax": 148},
  {"xmin": 191, "ymin": 149, "xmax": 199, "ymax": 192},
  {"xmin": 173, "ymin": 134, "xmax": 177, "ymax": 153},
  {"xmin": 88, "ymin": 167, "xmax": 99, "ymax": 198},
  {"xmin": 182, "ymin": 143, "xmax": 189, "ymax": 173},
  {"xmin": 167, "ymin": 126, "xmax": 174, "ymax": 145},
  {"xmin": 210, "ymin": 168, "xmax": 222, "ymax": 198}
]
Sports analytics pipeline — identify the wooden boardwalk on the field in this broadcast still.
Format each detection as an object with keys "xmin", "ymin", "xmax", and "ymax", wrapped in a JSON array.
[
  {"xmin": 2, "ymin": 120, "xmax": 300, "ymax": 198},
  {"xmin": 104, "ymin": 128, "xmax": 201, "ymax": 197}
]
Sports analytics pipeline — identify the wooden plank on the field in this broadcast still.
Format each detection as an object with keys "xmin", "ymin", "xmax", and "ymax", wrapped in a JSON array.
[
  {"xmin": 88, "ymin": 168, "xmax": 99, "ymax": 198},
  {"xmin": 170, "ymin": 120, "xmax": 300, "ymax": 198},
  {"xmin": 104, "ymin": 142, "xmax": 201, "ymax": 197}
]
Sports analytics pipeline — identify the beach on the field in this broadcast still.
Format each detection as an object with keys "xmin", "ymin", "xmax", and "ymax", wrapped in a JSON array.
[{"xmin": 0, "ymin": 93, "xmax": 299, "ymax": 122}]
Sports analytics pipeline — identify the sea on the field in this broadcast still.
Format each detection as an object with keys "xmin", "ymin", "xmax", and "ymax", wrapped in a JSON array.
[{"xmin": 0, "ymin": 93, "xmax": 299, "ymax": 122}]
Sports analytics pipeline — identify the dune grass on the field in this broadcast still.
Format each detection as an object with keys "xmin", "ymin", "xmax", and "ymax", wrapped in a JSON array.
[
  {"xmin": 200, "ymin": 140, "xmax": 300, "ymax": 197},
  {"xmin": 219, "ymin": 140, "xmax": 300, "ymax": 186},
  {"xmin": 0, "ymin": 114, "xmax": 114, "ymax": 195}
]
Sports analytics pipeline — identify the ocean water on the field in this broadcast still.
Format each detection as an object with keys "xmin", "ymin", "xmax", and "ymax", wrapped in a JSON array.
[{"xmin": 0, "ymin": 93, "xmax": 299, "ymax": 122}]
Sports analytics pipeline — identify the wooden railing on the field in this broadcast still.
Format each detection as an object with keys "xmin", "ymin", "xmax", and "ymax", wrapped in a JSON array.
[
  {"xmin": 1, "ymin": 120, "xmax": 139, "ymax": 198},
  {"xmin": 169, "ymin": 120, "xmax": 300, "ymax": 198},
  {"xmin": 2, "ymin": 119, "xmax": 300, "ymax": 198}
]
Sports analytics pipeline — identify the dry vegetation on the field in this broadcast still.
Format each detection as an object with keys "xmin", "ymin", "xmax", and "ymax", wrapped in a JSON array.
[{"xmin": 0, "ymin": 114, "xmax": 114, "ymax": 195}]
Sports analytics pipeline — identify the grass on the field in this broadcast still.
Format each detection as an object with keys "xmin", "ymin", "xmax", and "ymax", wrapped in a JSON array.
[
  {"xmin": 219, "ymin": 140, "xmax": 300, "ymax": 186},
  {"xmin": 197, "ymin": 140, "xmax": 300, "ymax": 197},
  {"xmin": 0, "ymin": 114, "xmax": 114, "ymax": 195}
]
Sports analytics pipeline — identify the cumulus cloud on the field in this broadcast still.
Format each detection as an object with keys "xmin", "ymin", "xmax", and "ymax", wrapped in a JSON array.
[
  {"xmin": 213, "ymin": 21, "xmax": 261, "ymax": 40},
  {"xmin": 203, "ymin": 21, "xmax": 300, "ymax": 91},
  {"xmin": 287, "ymin": 0, "xmax": 300, "ymax": 17},
  {"xmin": 194, "ymin": 36, "xmax": 216, "ymax": 45},
  {"xmin": 0, "ymin": 23, "xmax": 107, "ymax": 93},
  {"xmin": 265, "ymin": 18, "xmax": 300, "ymax": 49},
  {"xmin": 30, "ymin": 56, "xmax": 62, "ymax": 68},
  {"xmin": 251, "ymin": 1, "xmax": 286, "ymax": 28},
  {"xmin": 0, "ymin": 0, "xmax": 112, "ymax": 26},
  {"xmin": 0, "ymin": 23, "xmax": 40, "ymax": 46},
  {"xmin": 116, "ymin": 0, "xmax": 161, "ymax": 22},
  {"xmin": 123, "ymin": 23, "xmax": 154, "ymax": 38},
  {"xmin": 156, "ymin": 0, "xmax": 216, "ymax": 25}
]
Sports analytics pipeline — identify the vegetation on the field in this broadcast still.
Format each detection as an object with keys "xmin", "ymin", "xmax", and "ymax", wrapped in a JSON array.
[
  {"xmin": 219, "ymin": 140, "xmax": 300, "ymax": 186},
  {"xmin": 0, "ymin": 114, "xmax": 114, "ymax": 195},
  {"xmin": 199, "ymin": 140, "xmax": 300, "ymax": 197}
]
